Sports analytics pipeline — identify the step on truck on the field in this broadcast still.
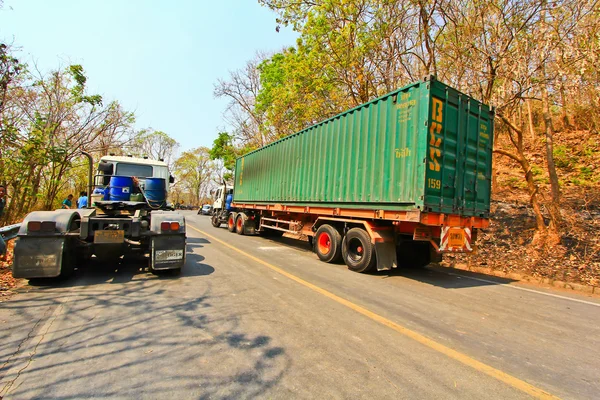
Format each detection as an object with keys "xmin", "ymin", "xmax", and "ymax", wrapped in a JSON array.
[
  {"xmin": 211, "ymin": 76, "xmax": 494, "ymax": 273},
  {"xmin": 12, "ymin": 154, "xmax": 186, "ymax": 279}
]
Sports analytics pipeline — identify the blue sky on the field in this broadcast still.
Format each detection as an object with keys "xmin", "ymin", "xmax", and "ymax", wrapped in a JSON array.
[{"xmin": 0, "ymin": 0, "xmax": 298, "ymax": 152}]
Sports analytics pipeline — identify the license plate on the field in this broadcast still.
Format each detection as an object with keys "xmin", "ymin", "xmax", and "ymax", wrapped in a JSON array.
[
  {"xmin": 448, "ymin": 228, "xmax": 465, "ymax": 248},
  {"xmin": 18, "ymin": 254, "xmax": 57, "ymax": 268},
  {"xmin": 155, "ymin": 249, "xmax": 184, "ymax": 262},
  {"xmin": 94, "ymin": 230, "xmax": 124, "ymax": 244}
]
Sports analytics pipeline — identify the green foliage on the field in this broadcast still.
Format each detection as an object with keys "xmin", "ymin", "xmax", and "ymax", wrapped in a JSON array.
[
  {"xmin": 173, "ymin": 147, "xmax": 214, "ymax": 204},
  {"xmin": 531, "ymin": 165, "xmax": 543, "ymax": 176},
  {"xmin": 68, "ymin": 64, "xmax": 102, "ymax": 106},
  {"xmin": 209, "ymin": 132, "xmax": 237, "ymax": 171},
  {"xmin": 553, "ymin": 145, "xmax": 575, "ymax": 169},
  {"xmin": 0, "ymin": 43, "xmax": 135, "ymax": 221}
]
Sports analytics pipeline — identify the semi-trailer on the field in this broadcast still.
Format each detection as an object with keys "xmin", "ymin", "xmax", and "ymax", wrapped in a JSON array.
[{"xmin": 211, "ymin": 76, "xmax": 494, "ymax": 273}]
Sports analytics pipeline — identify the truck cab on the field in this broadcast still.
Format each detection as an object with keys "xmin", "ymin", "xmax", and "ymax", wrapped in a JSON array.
[
  {"xmin": 213, "ymin": 185, "xmax": 234, "ymax": 212},
  {"xmin": 12, "ymin": 154, "xmax": 186, "ymax": 279},
  {"xmin": 96, "ymin": 155, "xmax": 173, "ymax": 190}
]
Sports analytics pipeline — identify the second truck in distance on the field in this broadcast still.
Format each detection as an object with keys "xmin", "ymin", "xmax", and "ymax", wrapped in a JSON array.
[{"xmin": 211, "ymin": 76, "xmax": 494, "ymax": 273}]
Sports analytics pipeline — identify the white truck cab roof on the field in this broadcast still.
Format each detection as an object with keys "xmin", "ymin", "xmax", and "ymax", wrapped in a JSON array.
[
  {"xmin": 97, "ymin": 156, "xmax": 171, "ymax": 189},
  {"xmin": 100, "ymin": 155, "xmax": 168, "ymax": 168}
]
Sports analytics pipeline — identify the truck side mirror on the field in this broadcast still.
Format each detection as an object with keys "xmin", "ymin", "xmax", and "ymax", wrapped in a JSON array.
[
  {"xmin": 98, "ymin": 161, "xmax": 114, "ymax": 174},
  {"xmin": 169, "ymin": 175, "xmax": 175, "ymax": 184}
]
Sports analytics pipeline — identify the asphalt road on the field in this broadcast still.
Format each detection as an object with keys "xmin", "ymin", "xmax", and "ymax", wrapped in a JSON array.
[{"xmin": 1, "ymin": 211, "xmax": 599, "ymax": 399}]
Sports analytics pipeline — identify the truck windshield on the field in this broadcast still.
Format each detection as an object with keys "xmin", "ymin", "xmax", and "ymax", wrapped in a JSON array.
[{"xmin": 116, "ymin": 163, "xmax": 153, "ymax": 177}]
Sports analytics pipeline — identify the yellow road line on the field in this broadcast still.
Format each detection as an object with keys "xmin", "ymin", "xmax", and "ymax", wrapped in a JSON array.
[{"xmin": 188, "ymin": 224, "xmax": 559, "ymax": 400}]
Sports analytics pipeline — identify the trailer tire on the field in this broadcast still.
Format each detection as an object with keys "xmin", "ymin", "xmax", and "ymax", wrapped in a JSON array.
[
  {"xmin": 227, "ymin": 213, "xmax": 237, "ymax": 232},
  {"xmin": 396, "ymin": 241, "xmax": 431, "ymax": 269},
  {"xmin": 211, "ymin": 214, "xmax": 221, "ymax": 228},
  {"xmin": 235, "ymin": 213, "xmax": 247, "ymax": 235},
  {"xmin": 342, "ymin": 228, "xmax": 376, "ymax": 273},
  {"xmin": 314, "ymin": 224, "xmax": 342, "ymax": 263}
]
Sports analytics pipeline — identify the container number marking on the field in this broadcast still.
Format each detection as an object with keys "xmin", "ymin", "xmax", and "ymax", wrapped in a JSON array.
[
  {"xmin": 429, "ymin": 97, "xmax": 443, "ymax": 172},
  {"xmin": 395, "ymin": 147, "xmax": 411, "ymax": 158},
  {"xmin": 427, "ymin": 178, "xmax": 441, "ymax": 190}
]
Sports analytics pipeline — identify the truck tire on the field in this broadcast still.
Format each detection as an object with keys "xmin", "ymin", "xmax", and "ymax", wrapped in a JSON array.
[
  {"xmin": 342, "ymin": 228, "xmax": 376, "ymax": 273},
  {"xmin": 314, "ymin": 224, "xmax": 342, "ymax": 263},
  {"xmin": 235, "ymin": 213, "xmax": 247, "ymax": 235},
  {"xmin": 396, "ymin": 241, "xmax": 432, "ymax": 269},
  {"xmin": 227, "ymin": 213, "xmax": 237, "ymax": 232},
  {"xmin": 211, "ymin": 214, "xmax": 221, "ymax": 228}
]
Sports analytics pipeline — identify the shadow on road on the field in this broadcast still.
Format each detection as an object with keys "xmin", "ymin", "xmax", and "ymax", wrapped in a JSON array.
[
  {"xmin": 205, "ymin": 228, "xmax": 514, "ymax": 290},
  {"xmin": 0, "ymin": 239, "xmax": 290, "ymax": 399},
  {"xmin": 256, "ymin": 235, "xmax": 313, "ymax": 254},
  {"xmin": 373, "ymin": 264, "xmax": 516, "ymax": 289},
  {"xmin": 25, "ymin": 237, "xmax": 215, "ymax": 289}
]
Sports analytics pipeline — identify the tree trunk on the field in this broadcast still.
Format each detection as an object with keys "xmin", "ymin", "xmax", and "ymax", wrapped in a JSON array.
[
  {"xmin": 559, "ymin": 83, "xmax": 571, "ymax": 130},
  {"xmin": 540, "ymin": 80, "xmax": 562, "ymax": 234},
  {"xmin": 526, "ymin": 100, "xmax": 535, "ymax": 142},
  {"xmin": 495, "ymin": 114, "xmax": 548, "ymax": 245}
]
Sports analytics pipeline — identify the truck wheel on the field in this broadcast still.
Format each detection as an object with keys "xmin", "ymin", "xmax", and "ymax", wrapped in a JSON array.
[
  {"xmin": 211, "ymin": 214, "xmax": 221, "ymax": 228},
  {"xmin": 314, "ymin": 224, "xmax": 342, "ymax": 263},
  {"xmin": 235, "ymin": 213, "xmax": 247, "ymax": 235},
  {"xmin": 227, "ymin": 213, "xmax": 237, "ymax": 232},
  {"xmin": 397, "ymin": 241, "xmax": 432, "ymax": 268},
  {"xmin": 342, "ymin": 228, "xmax": 376, "ymax": 273}
]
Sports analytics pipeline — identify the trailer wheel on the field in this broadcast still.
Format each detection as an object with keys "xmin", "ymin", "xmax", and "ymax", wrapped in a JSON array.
[
  {"xmin": 227, "ymin": 213, "xmax": 237, "ymax": 232},
  {"xmin": 235, "ymin": 213, "xmax": 247, "ymax": 235},
  {"xmin": 314, "ymin": 224, "xmax": 342, "ymax": 263},
  {"xmin": 211, "ymin": 214, "xmax": 221, "ymax": 228},
  {"xmin": 342, "ymin": 228, "xmax": 376, "ymax": 273},
  {"xmin": 396, "ymin": 241, "xmax": 432, "ymax": 268}
]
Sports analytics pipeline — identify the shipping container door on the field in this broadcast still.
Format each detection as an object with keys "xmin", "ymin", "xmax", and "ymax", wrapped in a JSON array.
[{"xmin": 424, "ymin": 81, "xmax": 493, "ymax": 217}]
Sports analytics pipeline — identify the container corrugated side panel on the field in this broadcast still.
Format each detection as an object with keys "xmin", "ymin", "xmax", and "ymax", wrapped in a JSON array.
[
  {"xmin": 234, "ymin": 80, "xmax": 430, "ymax": 210},
  {"xmin": 423, "ymin": 81, "xmax": 494, "ymax": 217}
]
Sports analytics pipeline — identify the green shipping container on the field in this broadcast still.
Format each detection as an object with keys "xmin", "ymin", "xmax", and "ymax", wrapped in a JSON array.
[{"xmin": 234, "ymin": 77, "xmax": 494, "ymax": 218}]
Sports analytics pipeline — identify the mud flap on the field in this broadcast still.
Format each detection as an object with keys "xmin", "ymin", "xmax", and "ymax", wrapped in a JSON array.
[
  {"xmin": 150, "ymin": 235, "xmax": 186, "ymax": 270},
  {"xmin": 243, "ymin": 216, "xmax": 257, "ymax": 235},
  {"xmin": 374, "ymin": 229, "xmax": 398, "ymax": 271},
  {"xmin": 12, "ymin": 237, "xmax": 66, "ymax": 278}
]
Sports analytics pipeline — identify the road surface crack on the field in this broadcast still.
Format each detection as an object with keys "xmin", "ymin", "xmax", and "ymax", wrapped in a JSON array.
[
  {"xmin": 0, "ymin": 303, "xmax": 63, "ymax": 396},
  {"xmin": 0, "ymin": 305, "xmax": 53, "ymax": 375}
]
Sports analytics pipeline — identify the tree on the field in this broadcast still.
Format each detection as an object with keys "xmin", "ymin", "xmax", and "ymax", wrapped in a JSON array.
[
  {"xmin": 130, "ymin": 128, "xmax": 179, "ymax": 165},
  {"xmin": 173, "ymin": 147, "xmax": 214, "ymax": 205},
  {"xmin": 1, "ymin": 41, "xmax": 136, "ymax": 220},
  {"xmin": 214, "ymin": 54, "xmax": 271, "ymax": 147}
]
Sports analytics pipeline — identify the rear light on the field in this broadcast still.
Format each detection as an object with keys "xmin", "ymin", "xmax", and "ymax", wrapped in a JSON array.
[
  {"xmin": 27, "ymin": 221, "xmax": 56, "ymax": 233},
  {"xmin": 41, "ymin": 221, "xmax": 56, "ymax": 232},
  {"xmin": 160, "ymin": 221, "xmax": 180, "ymax": 232},
  {"xmin": 28, "ymin": 221, "xmax": 41, "ymax": 232}
]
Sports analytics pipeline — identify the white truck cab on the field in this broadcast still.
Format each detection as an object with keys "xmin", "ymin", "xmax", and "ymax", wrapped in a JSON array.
[
  {"xmin": 97, "ymin": 155, "xmax": 172, "ymax": 187},
  {"xmin": 213, "ymin": 185, "xmax": 234, "ymax": 211}
]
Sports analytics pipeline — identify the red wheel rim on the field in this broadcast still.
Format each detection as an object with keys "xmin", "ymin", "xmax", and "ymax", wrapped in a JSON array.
[
  {"xmin": 317, "ymin": 232, "xmax": 332, "ymax": 255},
  {"xmin": 228, "ymin": 217, "xmax": 234, "ymax": 229},
  {"xmin": 237, "ymin": 218, "xmax": 243, "ymax": 230}
]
